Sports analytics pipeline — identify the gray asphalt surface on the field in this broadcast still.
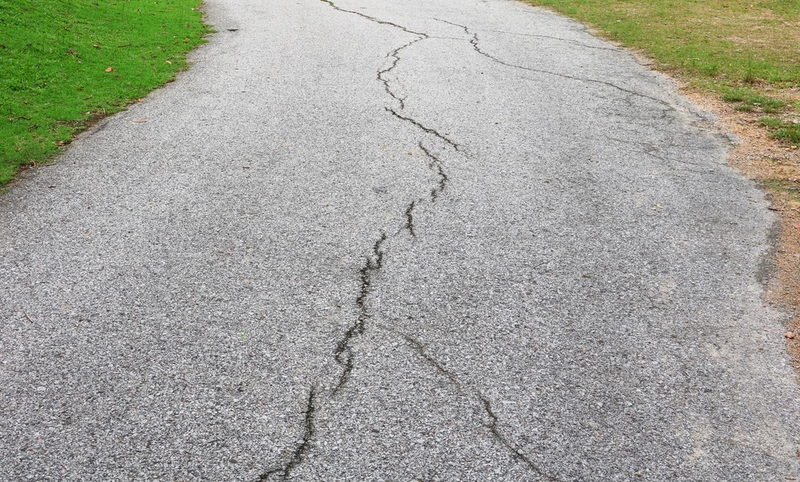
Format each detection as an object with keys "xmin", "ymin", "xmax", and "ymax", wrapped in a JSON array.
[{"xmin": 2, "ymin": 0, "xmax": 799, "ymax": 480}]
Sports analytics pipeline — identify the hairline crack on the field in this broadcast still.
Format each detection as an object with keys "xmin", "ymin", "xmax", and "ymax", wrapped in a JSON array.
[
  {"xmin": 395, "ymin": 331, "xmax": 564, "ymax": 482},
  {"xmin": 436, "ymin": 18, "xmax": 674, "ymax": 110}
]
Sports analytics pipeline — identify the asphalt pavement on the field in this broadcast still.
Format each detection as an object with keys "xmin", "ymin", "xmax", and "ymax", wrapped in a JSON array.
[{"xmin": 1, "ymin": 0, "xmax": 799, "ymax": 480}]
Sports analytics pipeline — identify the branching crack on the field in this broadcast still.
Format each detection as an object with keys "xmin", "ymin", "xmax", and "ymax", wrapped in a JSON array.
[
  {"xmin": 259, "ymin": 2, "xmax": 460, "ymax": 479},
  {"xmin": 258, "ymin": 386, "xmax": 318, "ymax": 481},
  {"xmin": 319, "ymin": 1, "xmax": 462, "ymax": 150},
  {"xmin": 379, "ymin": 38, "xmax": 426, "ymax": 110},
  {"xmin": 332, "ymin": 232, "xmax": 388, "ymax": 395},
  {"xmin": 437, "ymin": 19, "xmax": 674, "ymax": 110}
]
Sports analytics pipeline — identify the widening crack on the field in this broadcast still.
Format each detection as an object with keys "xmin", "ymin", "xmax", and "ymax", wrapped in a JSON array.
[
  {"xmin": 437, "ymin": 19, "xmax": 674, "ymax": 110},
  {"xmin": 258, "ymin": 386, "xmax": 318, "ymax": 481},
  {"xmin": 319, "ymin": 0, "xmax": 458, "ymax": 398},
  {"xmin": 398, "ymin": 333, "xmax": 563, "ymax": 482},
  {"xmin": 332, "ymin": 232, "xmax": 387, "ymax": 395}
]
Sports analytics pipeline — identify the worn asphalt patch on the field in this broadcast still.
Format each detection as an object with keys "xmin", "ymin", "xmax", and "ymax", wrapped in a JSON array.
[{"xmin": 1, "ymin": 0, "xmax": 799, "ymax": 480}]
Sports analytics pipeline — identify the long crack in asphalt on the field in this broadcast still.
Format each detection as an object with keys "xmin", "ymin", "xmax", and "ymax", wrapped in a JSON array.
[
  {"xmin": 437, "ymin": 19, "xmax": 674, "ymax": 110},
  {"xmin": 332, "ymin": 232, "xmax": 387, "ymax": 395},
  {"xmin": 258, "ymin": 2, "xmax": 555, "ymax": 479}
]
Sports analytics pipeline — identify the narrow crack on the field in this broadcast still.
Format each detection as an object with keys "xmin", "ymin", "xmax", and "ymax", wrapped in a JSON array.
[
  {"xmin": 319, "ymin": 0, "xmax": 426, "ymax": 37},
  {"xmin": 437, "ymin": 19, "xmax": 674, "ymax": 110},
  {"xmin": 478, "ymin": 395, "xmax": 563, "ymax": 482},
  {"xmin": 418, "ymin": 141, "xmax": 449, "ymax": 202},
  {"xmin": 332, "ymin": 232, "xmax": 387, "ymax": 395},
  {"xmin": 398, "ymin": 333, "xmax": 564, "ymax": 482},
  {"xmin": 396, "ymin": 142, "xmax": 451, "ymax": 238},
  {"xmin": 386, "ymin": 107, "xmax": 461, "ymax": 152},
  {"xmin": 404, "ymin": 201, "xmax": 417, "ymax": 237},
  {"xmin": 486, "ymin": 28, "xmax": 623, "ymax": 52},
  {"xmin": 258, "ymin": 386, "xmax": 318, "ymax": 481},
  {"xmin": 401, "ymin": 334, "xmax": 463, "ymax": 392}
]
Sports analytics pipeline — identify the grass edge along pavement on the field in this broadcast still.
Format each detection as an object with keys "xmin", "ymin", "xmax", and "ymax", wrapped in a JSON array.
[
  {"xmin": 0, "ymin": 0, "xmax": 212, "ymax": 185},
  {"xmin": 524, "ymin": 0, "xmax": 800, "ymax": 373}
]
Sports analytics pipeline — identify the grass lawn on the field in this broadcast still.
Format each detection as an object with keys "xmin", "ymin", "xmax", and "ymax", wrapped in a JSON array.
[
  {"xmin": 525, "ymin": 0, "xmax": 800, "ymax": 144},
  {"xmin": 0, "ymin": 0, "xmax": 210, "ymax": 184}
]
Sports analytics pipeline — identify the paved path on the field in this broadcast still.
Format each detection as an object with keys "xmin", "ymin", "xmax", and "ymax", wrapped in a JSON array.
[{"xmin": 2, "ymin": 0, "xmax": 799, "ymax": 480}]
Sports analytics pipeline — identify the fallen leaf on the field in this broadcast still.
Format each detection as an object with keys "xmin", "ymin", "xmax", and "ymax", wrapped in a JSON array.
[
  {"xmin": 104, "ymin": 67, "xmax": 114, "ymax": 72},
  {"xmin": 165, "ymin": 60, "xmax": 172, "ymax": 65},
  {"xmin": 786, "ymin": 332, "xmax": 796, "ymax": 339}
]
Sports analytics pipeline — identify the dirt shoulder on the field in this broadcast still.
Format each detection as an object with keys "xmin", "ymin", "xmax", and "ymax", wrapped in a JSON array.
[{"xmin": 684, "ymin": 88, "xmax": 800, "ymax": 372}]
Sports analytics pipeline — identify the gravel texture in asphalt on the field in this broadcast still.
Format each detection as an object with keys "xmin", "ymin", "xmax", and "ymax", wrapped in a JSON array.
[{"xmin": 1, "ymin": 0, "xmax": 799, "ymax": 480}]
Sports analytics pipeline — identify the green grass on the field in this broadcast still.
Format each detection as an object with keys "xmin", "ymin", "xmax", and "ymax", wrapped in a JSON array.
[
  {"xmin": 0, "ymin": 0, "xmax": 210, "ymax": 184},
  {"xmin": 760, "ymin": 117, "xmax": 800, "ymax": 144},
  {"xmin": 774, "ymin": 123, "xmax": 800, "ymax": 145},
  {"xmin": 525, "ymin": 0, "xmax": 800, "ymax": 87},
  {"xmin": 525, "ymin": 0, "xmax": 800, "ymax": 127},
  {"xmin": 723, "ymin": 90, "xmax": 787, "ymax": 113},
  {"xmin": 760, "ymin": 116, "xmax": 785, "ymax": 129}
]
